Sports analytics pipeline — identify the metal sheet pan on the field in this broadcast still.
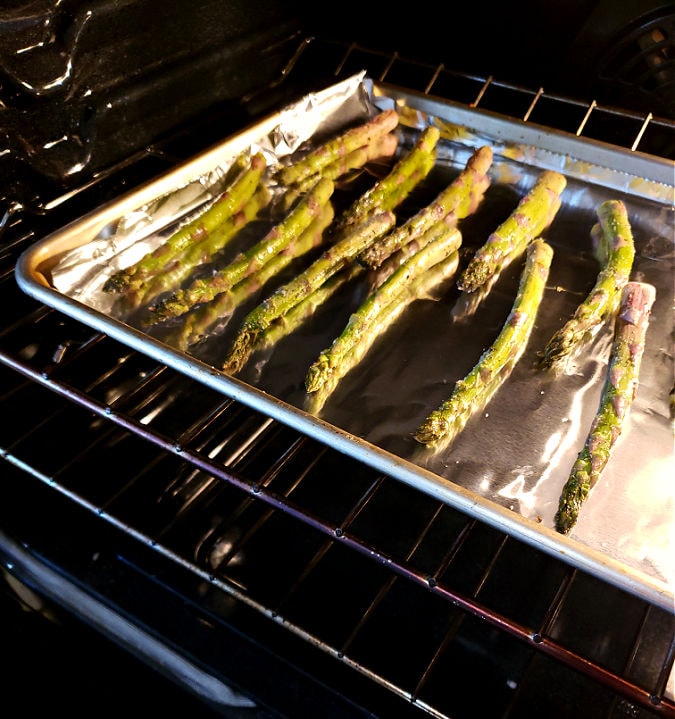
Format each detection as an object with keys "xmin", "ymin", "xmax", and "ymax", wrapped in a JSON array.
[{"xmin": 16, "ymin": 74, "xmax": 675, "ymax": 611}]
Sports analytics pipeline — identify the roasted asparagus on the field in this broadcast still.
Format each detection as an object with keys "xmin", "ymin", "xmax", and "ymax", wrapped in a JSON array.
[
  {"xmin": 167, "ymin": 203, "xmax": 334, "ymax": 351},
  {"xmin": 414, "ymin": 238, "xmax": 554, "ymax": 447},
  {"xmin": 221, "ymin": 211, "xmax": 396, "ymax": 375},
  {"xmin": 280, "ymin": 132, "xmax": 399, "ymax": 211},
  {"xmin": 103, "ymin": 151, "xmax": 267, "ymax": 294},
  {"xmin": 277, "ymin": 108, "xmax": 400, "ymax": 186},
  {"xmin": 457, "ymin": 170, "xmax": 565, "ymax": 293},
  {"xmin": 335, "ymin": 125, "xmax": 440, "ymax": 233},
  {"xmin": 358, "ymin": 144, "xmax": 492, "ymax": 269},
  {"xmin": 539, "ymin": 199, "xmax": 636, "ymax": 371},
  {"xmin": 306, "ymin": 223, "xmax": 462, "ymax": 395},
  {"xmin": 146, "ymin": 177, "xmax": 335, "ymax": 323},
  {"xmin": 554, "ymin": 281, "xmax": 656, "ymax": 534}
]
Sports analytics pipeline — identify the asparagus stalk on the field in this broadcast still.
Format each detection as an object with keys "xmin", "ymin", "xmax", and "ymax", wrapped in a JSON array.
[
  {"xmin": 306, "ymin": 249, "xmax": 462, "ymax": 415},
  {"xmin": 358, "ymin": 145, "xmax": 493, "ymax": 270},
  {"xmin": 457, "ymin": 170, "xmax": 566, "ymax": 293},
  {"xmin": 554, "ymin": 281, "xmax": 656, "ymax": 534},
  {"xmin": 168, "ymin": 203, "xmax": 335, "ymax": 351},
  {"xmin": 103, "ymin": 151, "xmax": 267, "ymax": 294},
  {"xmin": 306, "ymin": 223, "xmax": 463, "ymax": 394},
  {"xmin": 221, "ymin": 211, "xmax": 397, "ymax": 375},
  {"xmin": 256, "ymin": 215, "xmax": 458, "ymax": 360},
  {"xmin": 335, "ymin": 125, "xmax": 440, "ymax": 233},
  {"xmin": 451, "ymin": 174, "xmax": 568, "ymax": 324},
  {"xmin": 146, "ymin": 177, "xmax": 335, "ymax": 323},
  {"xmin": 254, "ymin": 264, "xmax": 364, "ymax": 353},
  {"xmin": 414, "ymin": 238, "xmax": 554, "ymax": 447},
  {"xmin": 450, "ymin": 239, "xmax": 527, "ymax": 323},
  {"xmin": 277, "ymin": 109, "xmax": 400, "ymax": 186},
  {"xmin": 368, "ymin": 213, "xmax": 459, "ymax": 289},
  {"xmin": 128, "ymin": 186, "xmax": 271, "ymax": 310},
  {"xmin": 295, "ymin": 133, "xmax": 398, "ymax": 191},
  {"xmin": 538, "ymin": 199, "xmax": 636, "ymax": 371},
  {"xmin": 280, "ymin": 133, "xmax": 399, "ymax": 212}
]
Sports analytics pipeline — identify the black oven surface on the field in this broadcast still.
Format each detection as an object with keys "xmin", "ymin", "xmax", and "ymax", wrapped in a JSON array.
[{"xmin": 1, "ymin": 2, "xmax": 674, "ymax": 718}]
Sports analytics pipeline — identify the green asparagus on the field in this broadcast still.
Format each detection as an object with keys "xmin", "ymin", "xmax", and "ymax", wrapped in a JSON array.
[
  {"xmin": 457, "ymin": 170, "xmax": 566, "ymax": 293},
  {"xmin": 450, "ymin": 239, "xmax": 527, "ymax": 323},
  {"xmin": 168, "ymin": 203, "xmax": 335, "ymax": 351},
  {"xmin": 306, "ymin": 249, "xmax": 462, "ymax": 415},
  {"xmin": 367, "ymin": 213, "xmax": 459, "ymax": 289},
  {"xmin": 254, "ymin": 264, "xmax": 364, "ymax": 353},
  {"xmin": 358, "ymin": 145, "xmax": 493, "ymax": 270},
  {"xmin": 221, "ymin": 211, "xmax": 397, "ymax": 375},
  {"xmin": 146, "ymin": 177, "xmax": 335, "ymax": 324},
  {"xmin": 277, "ymin": 109, "xmax": 400, "ymax": 186},
  {"xmin": 334, "ymin": 125, "xmax": 440, "ymax": 233},
  {"xmin": 414, "ymin": 238, "xmax": 554, "ymax": 447},
  {"xmin": 554, "ymin": 281, "xmax": 656, "ymax": 534},
  {"xmin": 103, "ymin": 151, "xmax": 267, "ymax": 294},
  {"xmin": 538, "ymin": 199, "xmax": 636, "ymax": 371},
  {"xmin": 280, "ymin": 132, "xmax": 399, "ymax": 212},
  {"xmin": 306, "ymin": 223, "xmax": 463, "ymax": 395},
  {"xmin": 127, "ymin": 186, "xmax": 271, "ymax": 310}
]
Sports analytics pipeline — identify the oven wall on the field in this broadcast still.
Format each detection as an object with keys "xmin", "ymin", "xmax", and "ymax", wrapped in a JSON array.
[
  {"xmin": 2, "ymin": 0, "xmax": 672, "ymax": 207},
  {"xmin": 295, "ymin": 0, "xmax": 674, "ymax": 117}
]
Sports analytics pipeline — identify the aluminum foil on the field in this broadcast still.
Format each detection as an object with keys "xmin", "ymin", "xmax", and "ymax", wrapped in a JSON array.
[{"xmin": 18, "ymin": 73, "xmax": 675, "ymax": 610}]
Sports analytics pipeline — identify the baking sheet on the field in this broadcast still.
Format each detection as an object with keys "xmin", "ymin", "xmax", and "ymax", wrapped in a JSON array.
[{"xmin": 16, "ymin": 73, "xmax": 675, "ymax": 611}]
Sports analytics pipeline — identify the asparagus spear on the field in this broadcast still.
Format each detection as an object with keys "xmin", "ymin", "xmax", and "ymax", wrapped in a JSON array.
[
  {"xmin": 280, "ymin": 133, "xmax": 399, "ymax": 212},
  {"xmin": 451, "ymin": 174, "xmax": 569, "ymax": 324},
  {"xmin": 538, "ymin": 199, "xmax": 636, "ymax": 371},
  {"xmin": 221, "ymin": 211, "xmax": 397, "ymax": 375},
  {"xmin": 277, "ymin": 109, "xmax": 400, "ymax": 186},
  {"xmin": 554, "ymin": 281, "xmax": 656, "ymax": 534},
  {"xmin": 168, "ymin": 203, "xmax": 335, "ymax": 351},
  {"xmin": 103, "ymin": 151, "xmax": 267, "ymax": 294},
  {"xmin": 368, "ymin": 213, "xmax": 459, "ymax": 289},
  {"xmin": 457, "ymin": 170, "xmax": 566, "ymax": 293},
  {"xmin": 335, "ymin": 125, "xmax": 440, "ymax": 233},
  {"xmin": 450, "ymin": 239, "xmax": 527, "ymax": 323},
  {"xmin": 414, "ymin": 238, "xmax": 554, "ymax": 447},
  {"xmin": 256, "ymin": 218, "xmax": 458, "ymax": 360},
  {"xmin": 146, "ymin": 177, "xmax": 335, "ymax": 323},
  {"xmin": 358, "ymin": 145, "xmax": 493, "ymax": 270},
  {"xmin": 127, "ymin": 186, "xmax": 271, "ymax": 310},
  {"xmin": 317, "ymin": 132, "xmax": 399, "ymax": 182},
  {"xmin": 306, "ymin": 249, "xmax": 462, "ymax": 415},
  {"xmin": 306, "ymin": 223, "xmax": 463, "ymax": 394},
  {"xmin": 254, "ymin": 264, "xmax": 364, "ymax": 353}
]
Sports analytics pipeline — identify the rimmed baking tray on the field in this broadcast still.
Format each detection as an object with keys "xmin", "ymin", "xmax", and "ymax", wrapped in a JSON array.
[{"xmin": 16, "ymin": 73, "xmax": 675, "ymax": 611}]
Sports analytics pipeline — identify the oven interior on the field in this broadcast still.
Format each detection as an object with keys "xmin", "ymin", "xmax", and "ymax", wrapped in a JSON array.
[{"xmin": 1, "ymin": 2, "xmax": 674, "ymax": 718}]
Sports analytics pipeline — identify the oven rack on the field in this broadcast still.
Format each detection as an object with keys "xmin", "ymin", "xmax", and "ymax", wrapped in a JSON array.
[{"xmin": 1, "ymin": 37, "xmax": 674, "ymax": 719}]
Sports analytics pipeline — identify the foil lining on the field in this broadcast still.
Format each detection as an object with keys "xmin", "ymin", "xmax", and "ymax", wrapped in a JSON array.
[{"xmin": 18, "ymin": 73, "xmax": 675, "ymax": 609}]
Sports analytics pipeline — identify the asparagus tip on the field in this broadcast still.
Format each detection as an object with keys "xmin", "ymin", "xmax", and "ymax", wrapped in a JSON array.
[
  {"xmin": 222, "ymin": 329, "xmax": 257, "ymax": 375},
  {"xmin": 554, "ymin": 470, "xmax": 591, "ymax": 534},
  {"xmin": 413, "ymin": 412, "xmax": 451, "ymax": 446},
  {"xmin": 305, "ymin": 355, "xmax": 330, "ymax": 393},
  {"xmin": 144, "ymin": 293, "xmax": 186, "ymax": 325},
  {"xmin": 102, "ymin": 271, "xmax": 131, "ymax": 294},
  {"xmin": 457, "ymin": 259, "xmax": 490, "ymax": 293}
]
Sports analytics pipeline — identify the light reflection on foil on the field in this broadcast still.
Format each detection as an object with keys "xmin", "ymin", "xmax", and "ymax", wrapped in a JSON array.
[{"xmin": 498, "ymin": 467, "xmax": 538, "ymax": 516}]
